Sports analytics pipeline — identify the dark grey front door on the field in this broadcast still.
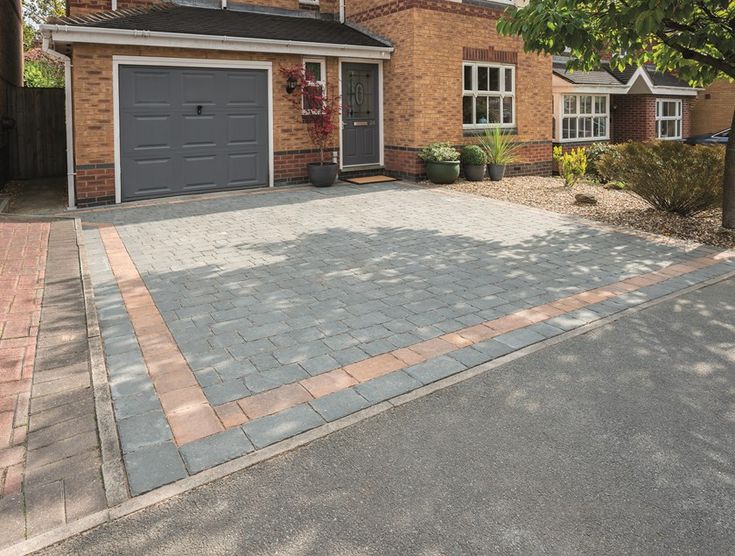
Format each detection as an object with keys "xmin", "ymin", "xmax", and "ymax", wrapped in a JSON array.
[
  {"xmin": 119, "ymin": 65, "xmax": 269, "ymax": 202},
  {"xmin": 341, "ymin": 63, "xmax": 380, "ymax": 167}
]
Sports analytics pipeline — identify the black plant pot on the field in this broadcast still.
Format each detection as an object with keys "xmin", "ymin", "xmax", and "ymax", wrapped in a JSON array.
[
  {"xmin": 487, "ymin": 163, "xmax": 506, "ymax": 182},
  {"xmin": 307, "ymin": 162, "xmax": 338, "ymax": 187},
  {"xmin": 463, "ymin": 164, "xmax": 486, "ymax": 182}
]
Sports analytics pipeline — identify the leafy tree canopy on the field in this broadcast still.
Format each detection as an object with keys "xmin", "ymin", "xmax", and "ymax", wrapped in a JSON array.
[{"xmin": 497, "ymin": 0, "xmax": 735, "ymax": 86}]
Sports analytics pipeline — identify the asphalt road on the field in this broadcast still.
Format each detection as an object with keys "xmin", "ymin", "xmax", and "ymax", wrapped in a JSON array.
[{"xmin": 42, "ymin": 279, "xmax": 735, "ymax": 555}]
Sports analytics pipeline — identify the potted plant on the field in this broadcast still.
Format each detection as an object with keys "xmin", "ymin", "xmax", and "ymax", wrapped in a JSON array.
[
  {"xmin": 281, "ymin": 65, "xmax": 341, "ymax": 187},
  {"xmin": 418, "ymin": 142, "xmax": 461, "ymax": 184},
  {"xmin": 460, "ymin": 145, "xmax": 487, "ymax": 181},
  {"xmin": 480, "ymin": 127, "xmax": 519, "ymax": 181}
]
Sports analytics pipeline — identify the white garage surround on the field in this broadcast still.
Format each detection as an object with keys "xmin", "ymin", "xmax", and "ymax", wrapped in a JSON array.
[{"xmin": 112, "ymin": 55, "xmax": 275, "ymax": 204}]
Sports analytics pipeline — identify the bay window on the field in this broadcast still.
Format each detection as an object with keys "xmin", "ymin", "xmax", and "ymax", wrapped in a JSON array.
[
  {"xmin": 560, "ymin": 94, "xmax": 609, "ymax": 141},
  {"xmin": 656, "ymin": 99, "xmax": 682, "ymax": 139},
  {"xmin": 462, "ymin": 62, "xmax": 515, "ymax": 129}
]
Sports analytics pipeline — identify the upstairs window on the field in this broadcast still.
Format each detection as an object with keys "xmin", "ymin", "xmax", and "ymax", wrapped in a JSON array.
[
  {"xmin": 561, "ymin": 94, "xmax": 609, "ymax": 141},
  {"xmin": 462, "ymin": 62, "xmax": 515, "ymax": 129},
  {"xmin": 656, "ymin": 99, "xmax": 682, "ymax": 139}
]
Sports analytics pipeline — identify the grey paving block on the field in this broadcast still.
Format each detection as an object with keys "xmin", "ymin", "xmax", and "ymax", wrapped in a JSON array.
[
  {"xmin": 494, "ymin": 328, "xmax": 547, "ymax": 350},
  {"xmin": 109, "ymin": 372, "xmax": 156, "ymax": 400},
  {"xmin": 449, "ymin": 346, "xmax": 491, "ymax": 368},
  {"xmin": 273, "ymin": 341, "xmax": 330, "ymax": 365},
  {"xmin": 331, "ymin": 347, "xmax": 369, "ymax": 366},
  {"xmin": 194, "ymin": 368, "xmax": 222, "ymax": 387},
  {"xmin": 355, "ymin": 371, "xmax": 422, "ymax": 403},
  {"xmin": 405, "ymin": 356, "xmax": 467, "ymax": 385},
  {"xmin": 124, "ymin": 441, "xmax": 187, "ymax": 496},
  {"xmin": 525, "ymin": 322, "xmax": 565, "ymax": 339},
  {"xmin": 260, "ymin": 364, "xmax": 309, "ymax": 385},
  {"xmin": 113, "ymin": 390, "xmax": 162, "ymax": 420},
  {"xmin": 203, "ymin": 380, "xmax": 251, "ymax": 405},
  {"xmin": 472, "ymin": 339, "xmax": 515, "ymax": 359},
  {"xmin": 215, "ymin": 359, "xmax": 257, "ymax": 381},
  {"xmin": 310, "ymin": 389, "xmax": 371, "ymax": 422},
  {"xmin": 299, "ymin": 354, "xmax": 340, "ymax": 376},
  {"xmin": 242, "ymin": 404, "xmax": 325, "ymax": 449},
  {"xmin": 180, "ymin": 428, "xmax": 254, "ymax": 474},
  {"xmin": 117, "ymin": 410, "xmax": 172, "ymax": 454}
]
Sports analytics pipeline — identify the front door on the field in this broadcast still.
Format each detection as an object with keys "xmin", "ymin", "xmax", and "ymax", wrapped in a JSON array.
[{"xmin": 341, "ymin": 63, "xmax": 380, "ymax": 167}]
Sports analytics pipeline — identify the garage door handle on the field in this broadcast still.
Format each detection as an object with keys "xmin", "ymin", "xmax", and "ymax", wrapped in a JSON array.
[{"xmin": 196, "ymin": 105, "xmax": 203, "ymax": 115}]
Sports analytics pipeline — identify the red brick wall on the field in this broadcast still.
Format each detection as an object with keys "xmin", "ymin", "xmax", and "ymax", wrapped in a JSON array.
[{"xmin": 611, "ymin": 94, "xmax": 693, "ymax": 142}]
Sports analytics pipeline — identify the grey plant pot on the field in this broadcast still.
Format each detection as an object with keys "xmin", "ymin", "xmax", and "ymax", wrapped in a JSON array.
[
  {"xmin": 463, "ymin": 164, "xmax": 486, "ymax": 182},
  {"xmin": 488, "ymin": 163, "xmax": 506, "ymax": 182},
  {"xmin": 307, "ymin": 162, "xmax": 338, "ymax": 187}
]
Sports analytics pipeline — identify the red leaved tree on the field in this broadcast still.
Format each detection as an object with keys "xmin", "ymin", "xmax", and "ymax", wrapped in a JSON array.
[{"xmin": 280, "ymin": 65, "xmax": 341, "ymax": 165}]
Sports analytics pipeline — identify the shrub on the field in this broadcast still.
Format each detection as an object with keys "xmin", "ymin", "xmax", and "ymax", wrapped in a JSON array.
[
  {"xmin": 419, "ymin": 142, "xmax": 460, "ymax": 163},
  {"xmin": 595, "ymin": 141, "xmax": 724, "ymax": 216},
  {"xmin": 553, "ymin": 146, "xmax": 588, "ymax": 188},
  {"xmin": 480, "ymin": 127, "xmax": 519, "ymax": 165},
  {"xmin": 586, "ymin": 142, "xmax": 616, "ymax": 178},
  {"xmin": 460, "ymin": 145, "xmax": 487, "ymax": 165}
]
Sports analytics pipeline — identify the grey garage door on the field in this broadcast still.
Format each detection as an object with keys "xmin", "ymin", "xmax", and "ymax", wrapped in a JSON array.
[{"xmin": 119, "ymin": 65, "xmax": 269, "ymax": 202}]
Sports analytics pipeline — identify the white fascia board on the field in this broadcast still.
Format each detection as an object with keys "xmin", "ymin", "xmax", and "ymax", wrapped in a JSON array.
[
  {"xmin": 626, "ymin": 67, "xmax": 697, "ymax": 96},
  {"xmin": 41, "ymin": 25, "xmax": 394, "ymax": 59}
]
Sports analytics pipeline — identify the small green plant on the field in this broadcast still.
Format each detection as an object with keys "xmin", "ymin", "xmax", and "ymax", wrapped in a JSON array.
[
  {"xmin": 460, "ymin": 145, "xmax": 487, "ymax": 165},
  {"xmin": 418, "ymin": 142, "xmax": 460, "ymax": 163},
  {"xmin": 553, "ymin": 146, "xmax": 588, "ymax": 188},
  {"xmin": 479, "ymin": 128, "xmax": 519, "ymax": 165},
  {"xmin": 595, "ymin": 141, "xmax": 724, "ymax": 216}
]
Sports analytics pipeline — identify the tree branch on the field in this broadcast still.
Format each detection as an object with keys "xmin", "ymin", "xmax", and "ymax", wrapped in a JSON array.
[{"xmin": 657, "ymin": 33, "xmax": 735, "ymax": 79}]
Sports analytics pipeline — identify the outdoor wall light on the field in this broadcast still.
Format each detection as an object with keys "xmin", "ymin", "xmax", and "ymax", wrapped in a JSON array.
[{"xmin": 286, "ymin": 76, "xmax": 298, "ymax": 94}]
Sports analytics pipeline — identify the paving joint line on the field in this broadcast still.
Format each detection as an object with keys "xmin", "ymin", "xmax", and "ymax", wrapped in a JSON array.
[{"xmin": 3, "ymin": 266, "xmax": 734, "ymax": 556}]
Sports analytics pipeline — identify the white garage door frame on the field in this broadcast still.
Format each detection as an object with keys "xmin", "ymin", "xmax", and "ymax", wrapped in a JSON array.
[{"xmin": 112, "ymin": 55, "xmax": 274, "ymax": 204}]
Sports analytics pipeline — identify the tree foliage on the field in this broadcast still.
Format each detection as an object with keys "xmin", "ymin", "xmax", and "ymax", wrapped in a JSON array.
[{"xmin": 497, "ymin": 0, "xmax": 735, "ymax": 85}]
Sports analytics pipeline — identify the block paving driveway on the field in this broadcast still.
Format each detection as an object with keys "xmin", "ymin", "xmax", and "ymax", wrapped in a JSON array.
[{"xmin": 80, "ymin": 183, "xmax": 734, "ymax": 496}]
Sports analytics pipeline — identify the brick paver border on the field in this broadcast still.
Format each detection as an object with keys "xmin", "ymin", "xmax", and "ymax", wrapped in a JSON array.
[{"xmin": 95, "ymin": 223, "xmax": 734, "ymax": 450}]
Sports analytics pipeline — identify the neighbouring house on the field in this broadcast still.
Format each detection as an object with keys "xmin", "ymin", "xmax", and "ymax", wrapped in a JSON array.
[
  {"xmin": 0, "ymin": 0, "xmax": 23, "ymax": 187},
  {"xmin": 41, "ymin": 0, "xmax": 554, "ymax": 207},
  {"xmin": 552, "ymin": 56, "xmax": 698, "ymax": 150},
  {"xmin": 691, "ymin": 79, "xmax": 735, "ymax": 136}
]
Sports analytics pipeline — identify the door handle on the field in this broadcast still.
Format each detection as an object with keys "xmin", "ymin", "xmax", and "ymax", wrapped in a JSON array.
[{"xmin": 196, "ymin": 105, "xmax": 203, "ymax": 115}]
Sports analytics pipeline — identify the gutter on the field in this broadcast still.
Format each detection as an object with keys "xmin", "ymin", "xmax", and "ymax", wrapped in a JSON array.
[
  {"xmin": 42, "ymin": 36, "xmax": 76, "ymax": 210},
  {"xmin": 40, "ymin": 24, "xmax": 394, "ymax": 59}
]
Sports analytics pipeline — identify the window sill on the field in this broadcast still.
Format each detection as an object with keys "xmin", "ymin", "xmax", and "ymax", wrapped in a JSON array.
[
  {"xmin": 463, "ymin": 127, "xmax": 518, "ymax": 137},
  {"xmin": 557, "ymin": 137, "xmax": 609, "ymax": 143}
]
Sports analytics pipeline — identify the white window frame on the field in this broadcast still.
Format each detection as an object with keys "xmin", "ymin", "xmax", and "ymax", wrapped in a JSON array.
[
  {"xmin": 302, "ymin": 57, "xmax": 326, "ymax": 115},
  {"xmin": 656, "ymin": 98, "xmax": 683, "ymax": 140},
  {"xmin": 559, "ymin": 94, "xmax": 609, "ymax": 142},
  {"xmin": 462, "ymin": 62, "xmax": 516, "ymax": 129}
]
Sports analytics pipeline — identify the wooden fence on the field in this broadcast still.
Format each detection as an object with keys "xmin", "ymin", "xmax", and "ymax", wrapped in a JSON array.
[{"xmin": 9, "ymin": 87, "xmax": 66, "ymax": 179}]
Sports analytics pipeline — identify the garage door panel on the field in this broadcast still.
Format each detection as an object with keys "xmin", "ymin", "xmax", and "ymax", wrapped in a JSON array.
[
  {"xmin": 181, "ymin": 114, "xmax": 219, "ymax": 149},
  {"xmin": 179, "ymin": 154, "xmax": 221, "ymax": 190},
  {"xmin": 126, "ymin": 70, "xmax": 175, "ymax": 108},
  {"xmin": 181, "ymin": 71, "xmax": 218, "ymax": 105},
  {"xmin": 225, "ymin": 73, "xmax": 268, "ymax": 106},
  {"xmin": 226, "ymin": 152, "xmax": 262, "ymax": 186},
  {"xmin": 122, "ymin": 113, "xmax": 175, "ymax": 153},
  {"xmin": 120, "ymin": 65, "xmax": 269, "ymax": 201},
  {"xmin": 122, "ymin": 157, "xmax": 176, "ymax": 199}
]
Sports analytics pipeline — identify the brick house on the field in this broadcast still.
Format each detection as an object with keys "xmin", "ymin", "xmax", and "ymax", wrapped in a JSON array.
[
  {"xmin": 691, "ymin": 79, "xmax": 735, "ymax": 136},
  {"xmin": 41, "ymin": 0, "xmax": 555, "ymax": 207},
  {"xmin": 552, "ymin": 56, "xmax": 697, "ymax": 151}
]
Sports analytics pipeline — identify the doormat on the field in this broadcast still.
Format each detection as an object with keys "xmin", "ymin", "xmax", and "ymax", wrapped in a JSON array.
[{"xmin": 342, "ymin": 175, "xmax": 398, "ymax": 185}]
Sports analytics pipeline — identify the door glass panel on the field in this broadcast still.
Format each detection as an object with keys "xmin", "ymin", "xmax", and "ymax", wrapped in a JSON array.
[{"xmin": 346, "ymin": 70, "xmax": 373, "ymax": 118}]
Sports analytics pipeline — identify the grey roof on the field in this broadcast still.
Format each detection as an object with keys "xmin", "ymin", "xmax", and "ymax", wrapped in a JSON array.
[
  {"xmin": 553, "ymin": 57, "xmax": 692, "ymax": 89},
  {"xmin": 52, "ymin": 4, "xmax": 392, "ymax": 48}
]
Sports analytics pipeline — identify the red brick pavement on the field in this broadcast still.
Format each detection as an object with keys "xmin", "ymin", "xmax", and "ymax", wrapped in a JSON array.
[{"xmin": 0, "ymin": 221, "xmax": 49, "ymax": 497}]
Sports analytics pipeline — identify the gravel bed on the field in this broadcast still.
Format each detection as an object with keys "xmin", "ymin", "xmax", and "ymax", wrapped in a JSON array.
[{"xmin": 439, "ymin": 176, "xmax": 735, "ymax": 249}]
